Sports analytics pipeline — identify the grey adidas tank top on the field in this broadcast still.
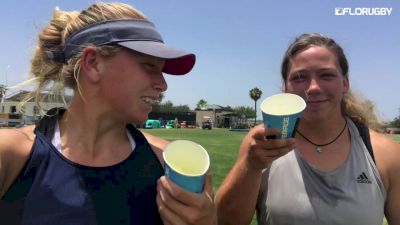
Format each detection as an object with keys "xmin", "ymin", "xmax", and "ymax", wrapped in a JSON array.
[{"xmin": 256, "ymin": 118, "xmax": 386, "ymax": 225}]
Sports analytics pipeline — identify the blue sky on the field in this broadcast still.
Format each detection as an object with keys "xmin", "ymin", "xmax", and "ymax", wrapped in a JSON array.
[{"xmin": 0, "ymin": 0, "xmax": 399, "ymax": 120}]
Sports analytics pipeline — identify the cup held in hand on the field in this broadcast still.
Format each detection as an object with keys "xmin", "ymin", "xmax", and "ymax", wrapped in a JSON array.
[
  {"xmin": 260, "ymin": 93, "xmax": 306, "ymax": 139},
  {"xmin": 163, "ymin": 140, "xmax": 210, "ymax": 193}
]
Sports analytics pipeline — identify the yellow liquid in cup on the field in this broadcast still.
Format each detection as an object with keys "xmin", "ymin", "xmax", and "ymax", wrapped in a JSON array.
[
  {"xmin": 164, "ymin": 140, "xmax": 209, "ymax": 176},
  {"xmin": 261, "ymin": 93, "xmax": 306, "ymax": 115}
]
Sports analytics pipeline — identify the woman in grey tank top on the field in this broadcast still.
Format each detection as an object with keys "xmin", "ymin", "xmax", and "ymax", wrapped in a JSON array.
[{"xmin": 216, "ymin": 33, "xmax": 400, "ymax": 225}]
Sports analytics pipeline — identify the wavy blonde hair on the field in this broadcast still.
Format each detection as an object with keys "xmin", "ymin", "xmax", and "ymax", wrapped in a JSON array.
[
  {"xmin": 18, "ymin": 2, "xmax": 147, "ymax": 114},
  {"xmin": 281, "ymin": 33, "xmax": 380, "ymax": 128}
]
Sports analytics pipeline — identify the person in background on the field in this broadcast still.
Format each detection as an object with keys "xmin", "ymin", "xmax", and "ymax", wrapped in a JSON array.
[
  {"xmin": 0, "ymin": 2, "xmax": 216, "ymax": 225},
  {"xmin": 216, "ymin": 33, "xmax": 400, "ymax": 225}
]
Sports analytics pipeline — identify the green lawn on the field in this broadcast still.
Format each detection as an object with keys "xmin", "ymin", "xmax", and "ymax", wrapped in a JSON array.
[
  {"xmin": 388, "ymin": 134, "xmax": 400, "ymax": 143},
  {"xmin": 143, "ymin": 128, "xmax": 399, "ymax": 225}
]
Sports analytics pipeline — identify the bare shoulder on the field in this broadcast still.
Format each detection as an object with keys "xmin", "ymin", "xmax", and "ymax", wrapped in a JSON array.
[
  {"xmin": 0, "ymin": 125, "xmax": 35, "ymax": 156},
  {"xmin": 142, "ymin": 132, "xmax": 169, "ymax": 165},
  {"xmin": 370, "ymin": 129, "xmax": 400, "ymax": 188},
  {"xmin": 0, "ymin": 125, "xmax": 36, "ymax": 197}
]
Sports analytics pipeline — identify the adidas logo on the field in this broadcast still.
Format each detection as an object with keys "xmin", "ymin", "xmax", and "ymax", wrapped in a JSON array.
[{"xmin": 356, "ymin": 172, "xmax": 372, "ymax": 184}]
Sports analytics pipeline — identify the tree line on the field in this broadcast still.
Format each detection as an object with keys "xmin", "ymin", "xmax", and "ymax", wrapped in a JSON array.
[{"xmin": 152, "ymin": 92, "xmax": 259, "ymax": 120}]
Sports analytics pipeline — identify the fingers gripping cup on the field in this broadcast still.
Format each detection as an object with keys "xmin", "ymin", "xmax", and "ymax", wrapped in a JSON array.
[
  {"xmin": 260, "ymin": 93, "xmax": 306, "ymax": 139},
  {"xmin": 163, "ymin": 140, "xmax": 210, "ymax": 193}
]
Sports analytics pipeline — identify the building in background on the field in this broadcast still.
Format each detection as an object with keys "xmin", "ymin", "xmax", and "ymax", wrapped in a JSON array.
[
  {"xmin": 0, "ymin": 90, "xmax": 68, "ymax": 127},
  {"xmin": 195, "ymin": 104, "xmax": 247, "ymax": 128}
]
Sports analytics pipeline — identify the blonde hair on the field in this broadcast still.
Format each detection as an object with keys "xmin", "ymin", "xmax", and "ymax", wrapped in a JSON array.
[
  {"xmin": 342, "ymin": 90, "xmax": 381, "ymax": 130},
  {"xmin": 19, "ymin": 2, "xmax": 147, "ymax": 114},
  {"xmin": 281, "ymin": 33, "xmax": 379, "ymax": 128}
]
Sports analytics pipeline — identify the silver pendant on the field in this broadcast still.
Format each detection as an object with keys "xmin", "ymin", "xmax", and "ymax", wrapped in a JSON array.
[{"xmin": 315, "ymin": 146, "xmax": 322, "ymax": 153}]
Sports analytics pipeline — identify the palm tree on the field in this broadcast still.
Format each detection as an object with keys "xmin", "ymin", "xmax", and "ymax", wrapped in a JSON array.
[
  {"xmin": 249, "ymin": 87, "xmax": 262, "ymax": 126},
  {"xmin": 196, "ymin": 99, "xmax": 208, "ymax": 109},
  {"xmin": 0, "ymin": 84, "xmax": 6, "ymax": 103}
]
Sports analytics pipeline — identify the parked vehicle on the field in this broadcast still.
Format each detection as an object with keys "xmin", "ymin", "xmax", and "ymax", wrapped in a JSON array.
[
  {"xmin": 202, "ymin": 120, "xmax": 212, "ymax": 130},
  {"xmin": 144, "ymin": 119, "xmax": 161, "ymax": 129},
  {"xmin": 180, "ymin": 121, "xmax": 187, "ymax": 128},
  {"xmin": 165, "ymin": 120, "xmax": 180, "ymax": 129}
]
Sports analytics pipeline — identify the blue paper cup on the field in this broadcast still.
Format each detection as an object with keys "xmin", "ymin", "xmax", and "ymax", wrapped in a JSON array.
[
  {"xmin": 260, "ymin": 93, "xmax": 306, "ymax": 139},
  {"xmin": 163, "ymin": 140, "xmax": 210, "ymax": 193}
]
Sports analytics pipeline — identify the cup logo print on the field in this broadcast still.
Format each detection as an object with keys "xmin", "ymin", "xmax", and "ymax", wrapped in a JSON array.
[
  {"xmin": 281, "ymin": 117, "xmax": 290, "ymax": 138},
  {"xmin": 260, "ymin": 93, "xmax": 306, "ymax": 139}
]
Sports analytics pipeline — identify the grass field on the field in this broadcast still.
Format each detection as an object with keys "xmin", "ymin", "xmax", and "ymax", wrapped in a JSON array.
[
  {"xmin": 388, "ymin": 134, "xmax": 400, "ymax": 143},
  {"xmin": 143, "ymin": 128, "xmax": 399, "ymax": 225}
]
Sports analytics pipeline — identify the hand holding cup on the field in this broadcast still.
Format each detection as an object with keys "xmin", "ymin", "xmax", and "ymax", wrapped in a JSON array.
[{"xmin": 260, "ymin": 93, "xmax": 306, "ymax": 139}]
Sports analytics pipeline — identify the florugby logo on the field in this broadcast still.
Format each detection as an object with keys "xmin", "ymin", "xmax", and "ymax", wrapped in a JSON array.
[
  {"xmin": 335, "ymin": 7, "xmax": 344, "ymax": 15},
  {"xmin": 335, "ymin": 7, "xmax": 393, "ymax": 16},
  {"xmin": 356, "ymin": 172, "xmax": 372, "ymax": 184}
]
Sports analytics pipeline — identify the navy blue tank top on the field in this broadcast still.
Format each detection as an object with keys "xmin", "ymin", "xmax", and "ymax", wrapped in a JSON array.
[{"xmin": 0, "ymin": 108, "xmax": 164, "ymax": 225}]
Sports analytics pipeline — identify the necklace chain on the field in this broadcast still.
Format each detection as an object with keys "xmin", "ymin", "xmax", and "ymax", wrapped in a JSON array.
[{"xmin": 296, "ymin": 119, "xmax": 348, "ymax": 153}]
